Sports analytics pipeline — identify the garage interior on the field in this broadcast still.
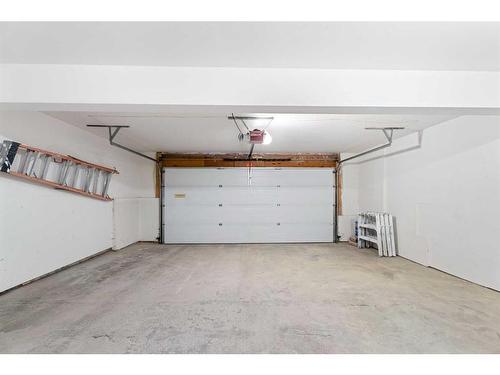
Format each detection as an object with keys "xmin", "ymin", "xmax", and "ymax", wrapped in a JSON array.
[{"xmin": 0, "ymin": 22, "xmax": 499, "ymax": 354}]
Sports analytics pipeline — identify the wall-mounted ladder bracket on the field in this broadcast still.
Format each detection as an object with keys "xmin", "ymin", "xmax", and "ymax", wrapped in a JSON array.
[{"xmin": 0, "ymin": 140, "xmax": 118, "ymax": 201}]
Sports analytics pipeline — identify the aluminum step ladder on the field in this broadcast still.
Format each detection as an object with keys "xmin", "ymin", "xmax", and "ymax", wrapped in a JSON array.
[
  {"xmin": 357, "ymin": 212, "xmax": 396, "ymax": 257},
  {"xmin": 0, "ymin": 140, "xmax": 118, "ymax": 201}
]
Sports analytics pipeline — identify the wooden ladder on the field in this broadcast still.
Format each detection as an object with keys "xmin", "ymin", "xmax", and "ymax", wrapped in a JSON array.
[{"xmin": 0, "ymin": 140, "xmax": 118, "ymax": 201}]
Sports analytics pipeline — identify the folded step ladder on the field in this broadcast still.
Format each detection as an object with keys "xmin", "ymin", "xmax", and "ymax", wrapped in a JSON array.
[
  {"xmin": 0, "ymin": 140, "xmax": 118, "ymax": 201},
  {"xmin": 357, "ymin": 212, "xmax": 396, "ymax": 257}
]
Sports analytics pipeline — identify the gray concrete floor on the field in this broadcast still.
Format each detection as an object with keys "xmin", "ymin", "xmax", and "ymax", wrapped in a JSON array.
[{"xmin": 1, "ymin": 242, "xmax": 500, "ymax": 354}]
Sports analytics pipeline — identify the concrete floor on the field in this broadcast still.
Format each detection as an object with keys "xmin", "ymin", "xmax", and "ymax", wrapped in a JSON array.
[{"xmin": 1, "ymin": 243, "xmax": 500, "ymax": 354}]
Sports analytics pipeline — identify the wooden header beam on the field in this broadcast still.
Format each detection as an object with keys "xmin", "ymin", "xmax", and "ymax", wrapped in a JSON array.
[{"xmin": 158, "ymin": 153, "xmax": 338, "ymax": 168}]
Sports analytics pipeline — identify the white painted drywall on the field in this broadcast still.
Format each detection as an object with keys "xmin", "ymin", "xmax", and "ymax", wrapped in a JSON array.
[
  {"xmin": 139, "ymin": 197, "xmax": 160, "ymax": 242},
  {"xmin": 337, "ymin": 154, "xmax": 359, "ymax": 241},
  {"xmin": 1, "ymin": 65, "xmax": 499, "ymax": 110},
  {"xmin": 1, "ymin": 23, "xmax": 499, "ymax": 71},
  {"xmin": 113, "ymin": 197, "xmax": 159, "ymax": 249},
  {"xmin": 113, "ymin": 198, "xmax": 141, "ymax": 251},
  {"xmin": 342, "ymin": 115, "xmax": 500, "ymax": 290},
  {"xmin": 46, "ymin": 111, "xmax": 456, "ymax": 154},
  {"xmin": 0, "ymin": 111, "xmax": 156, "ymax": 292}
]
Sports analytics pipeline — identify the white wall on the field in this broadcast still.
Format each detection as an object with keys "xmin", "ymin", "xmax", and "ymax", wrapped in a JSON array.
[
  {"xmin": 337, "ymin": 156, "xmax": 359, "ymax": 241},
  {"xmin": 342, "ymin": 115, "xmax": 500, "ymax": 290},
  {"xmin": 113, "ymin": 197, "xmax": 159, "ymax": 249},
  {"xmin": 1, "ymin": 64, "xmax": 499, "ymax": 110},
  {"xmin": 0, "ymin": 111, "xmax": 157, "ymax": 292}
]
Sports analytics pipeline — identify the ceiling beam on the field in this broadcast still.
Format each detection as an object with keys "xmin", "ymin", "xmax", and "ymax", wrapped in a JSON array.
[{"xmin": 2, "ymin": 65, "xmax": 499, "ymax": 110}]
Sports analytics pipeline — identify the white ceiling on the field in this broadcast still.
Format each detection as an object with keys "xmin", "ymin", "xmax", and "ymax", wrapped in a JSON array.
[
  {"xmin": 5, "ymin": 22, "xmax": 486, "ymax": 153},
  {"xmin": 46, "ymin": 111, "xmax": 456, "ymax": 153},
  {"xmin": 1, "ymin": 22, "xmax": 499, "ymax": 71}
]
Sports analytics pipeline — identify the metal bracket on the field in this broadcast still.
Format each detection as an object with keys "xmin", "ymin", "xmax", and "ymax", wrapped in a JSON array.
[
  {"xmin": 247, "ymin": 144, "xmax": 255, "ymax": 160},
  {"xmin": 87, "ymin": 125, "xmax": 158, "ymax": 163},
  {"xmin": 228, "ymin": 114, "xmax": 274, "ymax": 160},
  {"xmin": 339, "ymin": 127, "xmax": 405, "ymax": 164},
  {"xmin": 228, "ymin": 114, "xmax": 274, "ymax": 133}
]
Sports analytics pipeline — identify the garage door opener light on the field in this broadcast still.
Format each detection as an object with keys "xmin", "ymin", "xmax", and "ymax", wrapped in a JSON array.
[{"xmin": 229, "ymin": 114, "xmax": 274, "ymax": 159}]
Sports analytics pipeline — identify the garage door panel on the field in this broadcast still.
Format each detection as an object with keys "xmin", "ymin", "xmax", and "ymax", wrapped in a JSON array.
[
  {"xmin": 275, "ymin": 187, "xmax": 334, "ymax": 205},
  {"xmin": 219, "ymin": 204, "xmax": 333, "ymax": 223},
  {"xmin": 165, "ymin": 168, "xmax": 248, "ymax": 187},
  {"xmin": 165, "ymin": 205, "xmax": 333, "ymax": 225},
  {"xmin": 165, "ymin": 187, "xmax": 251, "ymax": 204},
  {"xmin": 165, "ymin": 187, "xmax": 333, "ymax": 205},
  {"xmin": 275, "ymin": 204, "xmax": 334, "ymax": 223},
  {"xmin": 165, "ymin": 205, "xmax": 279, "ymax": 224},
  {"xmin": 165, "ymin": 223, "xmax": 225, "ymax": 243},
  {"xmin": 221, "ymin": 205, "xmax": 279, "ymax": 223},
  {"xmin": 165, "ymin": 204, "xmax": 333, "ymax": 225},
  {"xmin": 166, "ymin": 187, "xmax": 278, "ymax": 205},
  {"xmin": 165, "ymin": 205, "xmax": 221, "ymax": 224},
  {"xmin": 165, "ymin": 223, "xmax": 334, "ymax": 243},
  {"xmin": 271, "ymin": 223, "xmax": 334, "ymax": 242},
  {"xmin": 230, "ymin": 223, "xmax": 333, "ymax": 243},
  {"xmin": 251, "ymin": 168, "xmax": 334, "ymax": 187},
  {"xmin": 163, "ymin": 168, "xmax": 335, "ymax": 244},
  {"xmin": 165, "ymin": 187, "xmax": 220, "ymax": 205}
]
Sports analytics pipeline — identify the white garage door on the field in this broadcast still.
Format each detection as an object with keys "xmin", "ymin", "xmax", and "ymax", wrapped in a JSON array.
[{"xmin": 162, "ymin": 167, "xmax": 336, "ymax": 243}]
